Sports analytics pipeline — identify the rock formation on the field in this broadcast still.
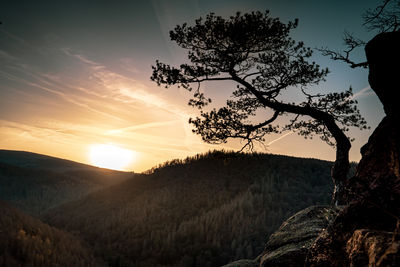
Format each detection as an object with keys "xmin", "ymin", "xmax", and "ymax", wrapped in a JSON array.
[{"xmin": 305, "ymin": 31, "xmax": 400, "ymax": 266}]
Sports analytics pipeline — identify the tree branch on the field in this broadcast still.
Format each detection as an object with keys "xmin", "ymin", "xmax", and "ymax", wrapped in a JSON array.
[
  {"xmin": 246, "ymin": 110, "xmax": 280, "ymax": 132},
  {"xmin": 195, "ymin": 77, "xmax": 233, "ymax": 82},
  {"xmin": 317, "ymin": 48, "xmax": 368, "ymax": 69},
  {"xmin": 229, "ymin": 70, "xmax": 351, "ymax": 194},
  {"xmin": 364, "ymin": 0, "xmax": 392, "ymax": 25}
]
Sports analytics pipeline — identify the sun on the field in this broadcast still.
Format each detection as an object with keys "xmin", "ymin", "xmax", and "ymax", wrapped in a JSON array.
[{"xmin": 89, "ymin": 144, "xmax": 135, "ymax": 171}]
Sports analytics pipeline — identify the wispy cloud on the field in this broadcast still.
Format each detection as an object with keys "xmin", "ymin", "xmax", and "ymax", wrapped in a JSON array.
[
  {"xmin": 0, "ymin": 68, "xmax": 127, "ymax": 122},
  {"xmin": 61, "ymin": 48, "xmax": 210, "ymax": 153},
  {"xmin": 62, "ymin": 48, "xmax": 106, "ymax": 67},
  {"xmin": 0, "ymin": 119, "xmax": 88, "ymax": 146},
  {"xmin": 0, "ymin": 49, "xmax": 18, "ymax": 61},
  {"xmin": 105, "ymin": 120, "xmax": 180, "ymax": 134},
  {"xmin": 66, "ymin": 52, "xmax": 205, "ymax": 152},
  {"xmin": 0, "ymin": 29, "xmax": 35, "ymax": 50}
]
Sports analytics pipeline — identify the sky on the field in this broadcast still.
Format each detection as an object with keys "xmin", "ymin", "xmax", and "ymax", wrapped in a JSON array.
[{"xmin": 0, "ymin": 0, "xmax": 383, "ymax": 172}]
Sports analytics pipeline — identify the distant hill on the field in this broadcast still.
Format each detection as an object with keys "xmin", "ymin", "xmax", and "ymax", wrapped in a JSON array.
[
  {"xmin": 0, "ymin": 201, "xmax": 103, "ymax": 266},
  {"xmin": 46, "ymin": 150, "xmax": 334, "ymax": 267},
  {"xmin": 0, "ymin": 149, "xmax": 119, "ymax": 172},
  {"xmin": 0, "ymin": 150, "xmax": 133, "ymax": 217}
]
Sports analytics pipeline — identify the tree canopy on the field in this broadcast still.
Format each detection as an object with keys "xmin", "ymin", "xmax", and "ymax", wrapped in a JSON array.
[{"xmin": 151, "ymin": 11, "xmax": 368, "ymax": 204}]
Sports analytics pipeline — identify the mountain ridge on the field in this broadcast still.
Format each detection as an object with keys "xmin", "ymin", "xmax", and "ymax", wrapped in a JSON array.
[
  {"xmin": 0, "ymin": 149, "xmax": 133, "ymax": 217},
  {"xmin": 0, "ymin": 149, "xmax": 131, "ymax": 173}
]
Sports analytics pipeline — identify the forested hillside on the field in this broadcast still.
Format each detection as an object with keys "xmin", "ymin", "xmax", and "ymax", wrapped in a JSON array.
[
  {"xmin": 46, "ymin": 151, "xmax": 334, "ymax": 266},
  {"xmin": 0, "ymin": 201, "xmax": 103, "ymax": 266},
  {"xmin": 0, "ymin": 150, "xmax": 105, "ymax": 172},
  {"xmin": 0, "ymin": 150, "xmax": 132, "ymax": 217}
]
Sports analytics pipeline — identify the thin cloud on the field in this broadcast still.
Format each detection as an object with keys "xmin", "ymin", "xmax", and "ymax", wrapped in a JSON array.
[
  {"xmin": 80, "ymin": 63, "xmax": 204, "ymax": 152},
  {"xmin": 61, "ymin": 48, "xmax": 103, "ymax": 66},
  {"xmin": 59, "ymin": 48, "xmax": 205, "ymax": 152},
  {"xmin": 0, "ymin": 49, "xmax": 18, "ymax": 61},
  {"xmin": 106, "ymin": 120, "xmax": 181, "ymax": 135},
  {"xmin": 26, "ymin": 81, "xmax": 127, "ymax": 122},
  {"xmin": 0, "ymin": 69, "xmax": 127, "ymax": 122},
  {"xmin": 73, "ymin": 54, "xmax": 101, "ymax": 66},
  {"xmin": 0, "ymin": 29, "xmax": 35, "ymax": 50},
  {"xmin": 0, "ymin": 119, "xmax": 87, "ymax": 146}
]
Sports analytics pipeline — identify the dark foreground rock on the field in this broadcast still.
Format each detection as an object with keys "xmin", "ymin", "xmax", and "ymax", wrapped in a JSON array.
[
  {"xmin": 223, "ymin": 206, "xmax": 340, "ymax": 267},
  {"xmin": 259, "ymin": 206, "xmax": 340, "ymax": 266}
]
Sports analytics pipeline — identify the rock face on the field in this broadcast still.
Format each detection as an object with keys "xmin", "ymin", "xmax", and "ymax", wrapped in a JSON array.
[
  {"xmin": 305, "ymin": 31, "xmax": 400, "ymax": 266},
  {"xmin": 365, "ymin": 31, "xmax": 400, "ymax": 117},
  {"xmin": 346, "ymin": 229, "xmax": 398, "ymax": 266},
  {"xmin": 223, "ymin": 206, "xmax": 340, "ymax": 267}
]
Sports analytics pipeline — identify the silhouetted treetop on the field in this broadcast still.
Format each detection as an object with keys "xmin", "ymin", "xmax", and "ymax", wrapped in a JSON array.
[
  {"xmin": 153, "ymin": 11, "xmax": 326, "ymax": 96},
  {"xmin": 151, "ymin": 10, "xmax": 368, "ymax": 205}
]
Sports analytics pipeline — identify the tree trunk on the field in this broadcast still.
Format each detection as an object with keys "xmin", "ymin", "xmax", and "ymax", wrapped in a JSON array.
[{"xmin": 331, "ymin": 140, "xmax": 351, "ymax": 205}]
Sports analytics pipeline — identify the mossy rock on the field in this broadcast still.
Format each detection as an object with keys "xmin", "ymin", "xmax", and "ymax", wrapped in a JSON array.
[{"xmin": 260, "ymin": 205, "xmax": 340, "ymax": 267}]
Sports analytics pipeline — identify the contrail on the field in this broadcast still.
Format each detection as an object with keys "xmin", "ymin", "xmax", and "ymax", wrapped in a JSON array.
[
  {"xmin": 266, "ymin": 85, "xmax": 373, "ymax": 146},
  {"xmin": 351, "ymin": 86, "xmax": 372, "ymax": 100},
  {"xmin": 267, "ymin": 131, "xmax": 294, "ymax": 146}
]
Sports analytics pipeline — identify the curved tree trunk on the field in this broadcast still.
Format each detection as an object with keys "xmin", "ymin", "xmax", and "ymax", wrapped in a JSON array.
[{"xmin": 230, "ymin": 72, "xmax": 352, "ymax": 205}]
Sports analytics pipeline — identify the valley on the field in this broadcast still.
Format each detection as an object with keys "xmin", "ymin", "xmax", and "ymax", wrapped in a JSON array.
[{"xmin": 0, "ymin": 150, "xmax": 333, "ymax": 266}]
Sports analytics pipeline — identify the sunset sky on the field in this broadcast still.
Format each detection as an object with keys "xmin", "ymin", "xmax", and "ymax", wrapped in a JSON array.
[{"xmin": 1, "ymin": 0, "xmax": 383, "ymax": 172}]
